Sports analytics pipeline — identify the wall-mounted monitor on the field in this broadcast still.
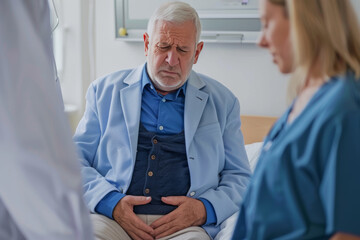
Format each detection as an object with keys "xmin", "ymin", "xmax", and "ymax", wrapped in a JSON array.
[{"xmin": 114, "ymin": 0, "xmax": 261, "ymax": 43}]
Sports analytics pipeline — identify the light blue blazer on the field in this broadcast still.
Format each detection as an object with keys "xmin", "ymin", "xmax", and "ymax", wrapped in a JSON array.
[{"xmin": 74, "ymin": 64, "xmax": 251, "ymax": 235}]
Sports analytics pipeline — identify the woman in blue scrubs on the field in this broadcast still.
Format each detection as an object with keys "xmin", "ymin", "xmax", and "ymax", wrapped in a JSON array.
[{"xmin": 232, "ymin": 0, "xmax": 360, "ymax": 239}]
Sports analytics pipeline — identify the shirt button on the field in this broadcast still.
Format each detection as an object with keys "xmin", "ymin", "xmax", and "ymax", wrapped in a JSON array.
[
  {"xmin": 162, "ymin": 98, "xmax": 166, "ymax": 102},
  {"xmin": 145, "ymin": 188, "xmax": 150, "ymax": 194},
  {"xmin": 190, "ymin": 191, "xmax": 196, "ymax": 197},
  {"xmin": 151, "ymin": 154, "xmax": 156, "ymax": 160},
  {"xmin": 159, "ymin": 126, "xmax": 164, "ymax": 131},
  {"xmin": 153, "ymin": 139, "xmax": 158, "ymax": 144},
  {"xmin": 148, "ymin": 171, "xmax": 154, "ymax": 177}
]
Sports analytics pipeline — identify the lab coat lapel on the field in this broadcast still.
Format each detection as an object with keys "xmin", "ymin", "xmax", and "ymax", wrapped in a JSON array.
[
  {"xmin": 184, "ymin": 72, "xmax": 208, "ymax": 152},
  {"xmin": 120, "ymin": 65, "xmax": 143, "ymax": 163}
]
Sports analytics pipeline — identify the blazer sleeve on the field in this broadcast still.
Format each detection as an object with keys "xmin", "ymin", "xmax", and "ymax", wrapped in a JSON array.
[
  {"xmin": 198, "ymin": 97, "xmax": 252, "ymax": 225},
  {"xmin": 73, "ymin": 83, "xmax": 122, "ymax": 212}
]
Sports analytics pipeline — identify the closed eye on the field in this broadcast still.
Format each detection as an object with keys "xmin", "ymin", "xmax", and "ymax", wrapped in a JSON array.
[
  {"xmin": 177, "ymin": 47, "xmax": 188, "ymax": 53},
  {"xmin": 159, "ymin": 46, "xmax": 170, "ymax": 50}
]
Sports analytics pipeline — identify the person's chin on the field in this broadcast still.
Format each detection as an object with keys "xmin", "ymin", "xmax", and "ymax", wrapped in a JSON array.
[
  {"xmin": 158, "ymin": 76, "xmax": 182, "ymax": 85},
  {"xmin": 158, "ymin": 72, "xmax": 179, "ymax": 81},
  {"xmin": 278, "ymin": 64, "xmax": 292, "ymax": 74},
  {"xmin": 155, "ymin": 79, "xmax": 183, "ymax": 91},
  {"xmin": 278, "ymin": 66, "xmax": 286, "ymax": 74},
  {"xmin": 273, "ymin": 57, "xmax": 292, "ymax": 74}
]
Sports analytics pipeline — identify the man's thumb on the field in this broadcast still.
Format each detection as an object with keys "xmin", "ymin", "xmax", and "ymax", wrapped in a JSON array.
[{"xmin": 130, "ymin": 196, "xmax": 152, "ymax": 205}]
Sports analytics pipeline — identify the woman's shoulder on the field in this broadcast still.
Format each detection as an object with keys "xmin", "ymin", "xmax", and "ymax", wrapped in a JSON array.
[{"xmin": 318, "ymin": 71, "xmax": 360, "ymax": 118}]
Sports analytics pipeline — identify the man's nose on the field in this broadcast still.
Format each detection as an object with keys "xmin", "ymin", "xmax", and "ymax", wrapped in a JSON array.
[{"xmin": 165, "ymin": 48, "xmax": 179, "ymax": 66}]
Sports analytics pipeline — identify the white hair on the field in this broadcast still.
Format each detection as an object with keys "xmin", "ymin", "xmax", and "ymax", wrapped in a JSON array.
[{"xmin": 147, "ymin": 1, "xmax": 201, "ymax": 43}]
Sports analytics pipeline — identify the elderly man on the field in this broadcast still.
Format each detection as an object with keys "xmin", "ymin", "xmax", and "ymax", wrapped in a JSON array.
[{"xmin": 74, "ymin": 2, "xmax": 251, "ymax": 240}]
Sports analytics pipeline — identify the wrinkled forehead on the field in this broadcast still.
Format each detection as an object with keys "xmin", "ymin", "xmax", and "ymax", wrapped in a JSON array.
[{"xmin": 151, "ymin": 20, "xmax": 197, "ymax": 45}]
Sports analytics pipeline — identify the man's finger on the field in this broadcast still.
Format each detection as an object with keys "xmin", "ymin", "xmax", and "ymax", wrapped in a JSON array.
[
  {"xmin": 155, "ymin": 225, "xmax": 182, "ymax": 239},
  {"xmin": 150, "ymin": 211, "xmax": 176, "ymax": 229},
  {"xmin": 128, "ymin": 227, "xmax": 154, "ymax": 240},
  {"xmin": 152, "ymin": 220, "xmax": 174, "ymax": 237},
  {"xmin": 161, "ymin": 196, "xmax": 185, "ymax": 206},
  {"xmin": 125, "ymin": 196, "xmax": 152, "ymax": 206},
  {"xmin": 113, "ymin": 199, "xmax": 155, "ymax": 237},
  {"xmin": 130, "ymin": 214, "xmax": 155, "ymax": 235},
  {"xmin": 118, "ymin": 216, "xmax": 154, "ymax": 239}
]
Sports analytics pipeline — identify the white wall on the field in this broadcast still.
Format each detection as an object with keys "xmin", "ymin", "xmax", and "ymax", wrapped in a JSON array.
[
  {"xmin": 52, "ymin": 0, "xmax": 96, "ymax": 131},
  {"xmin": 52, "ymin": 0, "xmax": 85, "ymax": 131},
  {"xmin": 94, "ymin": 0, "xmax": 288, "ymax": 117},
  {"xmin": 192, "ymin": 44, "xmax": 288, "ymax": 116},
  {"xmin": 60, "ymin": 0, "xmax": 360, "ymax": 124},
  {"xmin": 55, "ymin": 0, "xmax": 83, "ymax": 110}
]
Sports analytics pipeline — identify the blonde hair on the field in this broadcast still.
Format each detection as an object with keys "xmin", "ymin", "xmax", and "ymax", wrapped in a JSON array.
[{"xmin": 287, "ymin": 0, "xmax": 360, "ymax": 99}]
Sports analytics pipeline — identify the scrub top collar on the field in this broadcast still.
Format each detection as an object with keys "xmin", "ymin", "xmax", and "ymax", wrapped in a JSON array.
[{"xmin": 263, "ymin": 76, "xmax": 337, "ymax": 152}]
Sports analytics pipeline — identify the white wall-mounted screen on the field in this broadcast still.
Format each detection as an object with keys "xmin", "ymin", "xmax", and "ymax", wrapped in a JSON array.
[{"xmin": 114, "ymin": 0, "xmax": 261, "ymax": 43}]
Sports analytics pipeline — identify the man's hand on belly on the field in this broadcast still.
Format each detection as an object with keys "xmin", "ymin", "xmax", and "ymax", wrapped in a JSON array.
[
  {"xmin": 113, "ymin": 195, "xmax": 155, "ymax": 240},
  {"xmin": 150, "ymin": 196, "xmax": 207, "ymax": 239}
]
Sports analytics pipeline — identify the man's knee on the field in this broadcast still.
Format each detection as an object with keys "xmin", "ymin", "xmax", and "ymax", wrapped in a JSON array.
[
  {"xmin": 161, "ymin": 226, "xmax": 210, "ymax": 240},
  {"xmin": 91, "ymin": 214, "xmax": 131, "ymax": 240}
]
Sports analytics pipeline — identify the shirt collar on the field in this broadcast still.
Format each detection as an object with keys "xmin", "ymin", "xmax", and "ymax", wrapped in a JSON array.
[{"xmin": 141, "ymin": 63, "xmax": 187, "ymax": 99}]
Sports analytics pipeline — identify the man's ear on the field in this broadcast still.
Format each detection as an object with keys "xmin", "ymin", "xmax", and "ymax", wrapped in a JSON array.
[
  {"xmin": 193, "ymin": 41, "xmax": 204, "ymax": 64},
  {"xmin": 144, "ymin": 33, "xmax": 150, "ymax": 56}
]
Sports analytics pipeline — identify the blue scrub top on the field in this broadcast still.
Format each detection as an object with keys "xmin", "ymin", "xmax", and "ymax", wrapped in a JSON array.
[{"xmin": 233, "ymin": 71, "xmax": 360, "ymax": 239}]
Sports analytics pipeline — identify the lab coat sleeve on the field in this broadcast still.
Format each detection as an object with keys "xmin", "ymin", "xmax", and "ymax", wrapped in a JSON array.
[{"xmin": 0, "ymin": 0, "xmax": 93, "ymax": 239}]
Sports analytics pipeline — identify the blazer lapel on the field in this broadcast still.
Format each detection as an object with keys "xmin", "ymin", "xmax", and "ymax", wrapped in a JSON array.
[
  {"xmin": 120, "ymin": 65, "xmax": 144, "ymax": 162},
  {"xmin": 184, "ymin": 72, "xmax": 208, "ymax": 152}
]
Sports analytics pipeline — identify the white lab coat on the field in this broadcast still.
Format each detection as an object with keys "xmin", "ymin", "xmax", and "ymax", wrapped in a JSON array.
[{"xmin": 0, "ymin": 0, "xmax": 93, "ymax": 239}]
